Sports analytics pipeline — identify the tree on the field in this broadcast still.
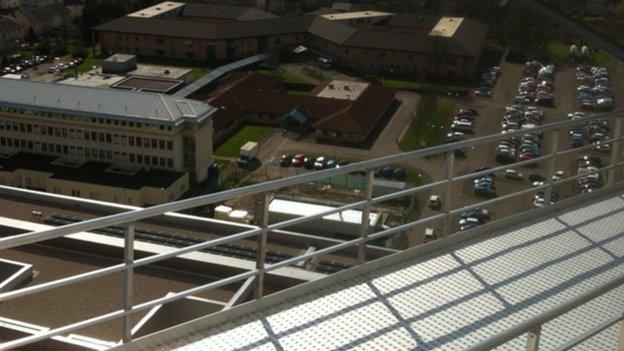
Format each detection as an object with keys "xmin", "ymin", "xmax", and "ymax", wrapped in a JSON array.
[
  {"xmin": 1, "ymin": 55, "xmax": 9, "ymax": 67},
  {"xmin": 35, "ymin": 38, "xmax": 52, "ymax": 56},
  {"xmin": 73, "ymin": 46, "xmax": 88, "ymax": 58},
  {"xmin": 26, "ymin": 27, "xmax": 36, "ymax": 44}
]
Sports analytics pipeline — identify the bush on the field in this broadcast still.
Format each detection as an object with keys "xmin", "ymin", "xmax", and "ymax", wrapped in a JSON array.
[
  {"xmin": 73, "ymin": 46, "xmax": 88, "ymax": 58},
  {"xmin": 283, "ymin": 82, "xmax": 316, "ymax": 92}
]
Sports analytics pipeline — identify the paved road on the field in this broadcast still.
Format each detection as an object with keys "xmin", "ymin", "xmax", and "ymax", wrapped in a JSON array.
[{"xmin": 260, "ymin": 91, "xmax": 445, "ymax": 181}]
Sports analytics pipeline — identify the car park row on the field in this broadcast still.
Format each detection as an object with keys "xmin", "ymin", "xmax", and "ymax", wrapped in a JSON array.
[
  {"xmin": 1, "ymin": 55, "xmax": 49, "ymax": 77},
  {"xmin": 278, "ymin": 154, "xmax": 407, "ymax": 181},
  {"xmin": 47, "ymin": 57, "xmax": 84, "ymax": 74},
  {"xmin": 445, "ymin": 107, "xmax": 479, "ymax": 157},
  {"xmin": 577, "ymin": 155, "xmax": 603, "ymax": 193},
  {"xmin": 515, "ymin": 61, "xmax": 556, "ymax": 107},
  {"xmin": 576, "ymin": 65, "xmax": 614, "ymax": 111},
  {"xmin": 567, "ymin": 111, "xmax": 612, "ymax": 152},
  {"xmin": 495, "ymin": 105, "xmax": 545, "ymax": 164},
  {"xmin": 474, "ymin": 66, "xmax": 501, "ymax": 97}
]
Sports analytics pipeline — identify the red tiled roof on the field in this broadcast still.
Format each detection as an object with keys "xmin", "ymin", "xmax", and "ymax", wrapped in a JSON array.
[
  {"xmin": 209, "ymin": 72, "xmax": 395, "ymax": 138},
  {"xmin": 312, "ymin": 84, "xmax": 396, "ymax": 134}
]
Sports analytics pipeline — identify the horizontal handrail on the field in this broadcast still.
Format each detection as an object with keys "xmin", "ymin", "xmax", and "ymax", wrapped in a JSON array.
[
  {"xmin": 466, "ymin": 270, "xmax": 624, "ymax": 351},
  {"xmin": 0, "ymin": 108, "xmax": 621, "ymax": 350},
  {"xmin": 0, "ymin": 109, "xmax": 621, "ymax": 251}
]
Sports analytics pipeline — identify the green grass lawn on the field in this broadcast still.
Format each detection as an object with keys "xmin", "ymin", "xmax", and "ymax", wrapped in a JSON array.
[
  {"xmin": 380, "ymin": 78, "xmax": 469, "ymax": 95},
  {"xmin": 593, "ymin": 50, "xmax": 616, "ymax": 71},
  {"xmin": 303, "ymin": 67, "xmax": 330, "ymax": 82},
  {"xmin": 403, "ymin": 169, "xmax": 423, "ymax": 187},
  {"xmin": 546, "ymin": 41, "xmax": 569, "ymax": 66},
  {"xmin": 215, "ymin": 125, "xmax": 278, "ymax": 157},
  {"xmin": 399, "ymin": 100, "xmax": 455, "ymax": 152},
  {"xmin": 258, "ymin": 67, "xmax": 305, "ymax": 84}
]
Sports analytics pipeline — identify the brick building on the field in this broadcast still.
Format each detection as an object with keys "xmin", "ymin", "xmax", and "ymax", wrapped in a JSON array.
[
  {"xmin": 208, "ymin": 72, "xmax": 396, "ymax": 145},
  {"xmin": 94, "ymin": 2, "xmax": 488, "ymax": 79}
]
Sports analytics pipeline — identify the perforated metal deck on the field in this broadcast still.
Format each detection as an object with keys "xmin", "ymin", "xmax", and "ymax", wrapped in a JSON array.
[{"xmin": 150, "ymin": 194, "xmax": 624, "ymax": 350}]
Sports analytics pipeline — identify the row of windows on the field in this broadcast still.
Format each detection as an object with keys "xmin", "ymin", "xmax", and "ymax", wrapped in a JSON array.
[
  {"xmin": 0, "ymin": 120, "xmax": 174, "ymax": 150},
  {"xmin": 0, "ymin": 137, "xmax": 174, "ymax": 168},
  {"xmin": 0, "ymin": 107, "xmax": 172, "ymax": 131}
]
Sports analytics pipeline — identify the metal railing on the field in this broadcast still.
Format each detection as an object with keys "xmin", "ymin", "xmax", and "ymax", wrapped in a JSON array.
[{"xmin": 1, "ymin": 109, "xmax": 624, "ymax": 350}]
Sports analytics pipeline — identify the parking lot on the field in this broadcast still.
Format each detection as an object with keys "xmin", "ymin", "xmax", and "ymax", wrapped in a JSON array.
[
  {"xmin": 219, "ymin": 55, "xmax": 624, "ymax": 248},
  {"xmin": 416, "ymin": 57, "xmax": 624, "ymax": 243}
]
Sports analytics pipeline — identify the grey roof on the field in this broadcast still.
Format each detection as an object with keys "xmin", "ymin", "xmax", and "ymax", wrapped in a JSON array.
[
  {"xmin": 307, "ymin": 16, "xmax": 357, "ymax": 44},
  {"xmin": 181, "ymin": 3, "xmax": 277, "ymax": 21},
  {"xmin": 386, "ymin": 14, "xmax": 441, "ymax": 29},
  {"xmin": 94, "ymin": 12, "xmax": 487, "ymax": 57},
  {"xmin": 343, "ymin": 20, "xmax": 488, "ymax": 57},
  {"xmin": 0, "ymin": 78, "xmax": 214, "ymax": 125},
  {"xmin": 344, "ymin": 30, "xmax": 429, "ymax": 52},
  {"xmin": 94, "ymin": 15, "xmax": 314, "ymax": 40}
]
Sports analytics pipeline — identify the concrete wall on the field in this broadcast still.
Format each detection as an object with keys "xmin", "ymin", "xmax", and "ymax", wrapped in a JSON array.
[{"xmin": 0, "ymin": 168, "xmax": 190, "ymax": 206}]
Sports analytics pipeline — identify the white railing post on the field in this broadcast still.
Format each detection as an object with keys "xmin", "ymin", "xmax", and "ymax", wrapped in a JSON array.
[
  {"xmin": 442, "ymin": 150, "xmax": 455, "ymax": 237},
  {"xmin": 618, "ymin": 316, "xmax": 624, "ymax": 351},
  {"xmin": 526, "ymin": 325, "xmax": 542, "ymax": 351},
  {"xmin": 544, "ymin": 132, "xmax": 558, "ymax": 207},
  {"xmin": 122, "ymin": 225, "xmax": 134, "ymax": 343},
  {"xmin": 255, "ymin": 192, "xmax": 272, "ymax": 299},
  {"xmin": 608, "ymin": 117, "xmax": 622, "ymax": 186},
  {"xmin": 357, "ymin": 169, "xmax": 375, "ymax": 265}
]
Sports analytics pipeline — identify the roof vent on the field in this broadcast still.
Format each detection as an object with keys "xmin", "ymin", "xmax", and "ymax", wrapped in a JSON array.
[
  {"xmin": 164, "ymin": 69, "xmax": 170, "ymax": 75},
  {"xmin": 328, "ymin": 83, "xmax": 335, "ymax": 89},
  {"xmin": 344, "ymin": 85, "xmax": 350, "ymax": 91}
]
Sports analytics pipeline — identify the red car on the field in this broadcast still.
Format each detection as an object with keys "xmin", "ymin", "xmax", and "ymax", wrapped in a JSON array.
[
  {"xmin": 519, "ymin": 152, "xmax": 538, "ymax": 161},
  {"xmin": 292, "ymin": 154, "xmax": 305, "ymax": 167}
]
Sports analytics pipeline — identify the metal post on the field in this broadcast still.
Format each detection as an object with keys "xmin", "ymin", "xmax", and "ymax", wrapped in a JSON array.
[
  {"xmin": 441, "ymin": 151, "xmax": 455, "ymax": 237},
  {"xmin": 544, "ymin": 132, "xmax": 558, "ymax": 207},
  {"xmin": 255, "ymin": 192, "xmax": 272, "ymax": 299},
  {"xmin": 357, "ymin": 169, "xmax": 375, "ymax": 265},
  {"xmin": 122, "ymin": 225, "xmax": 134, "ymax": 343},
  {"xmin": 608, "ymin": 117, "xmax": 623, "ymax": 186},
  {"xmin": 526, "ymin": 325, "xmax": 542, "ymax": 351},
  {"xmin": 617, "ymin": 312, "xmax": 624, "ymax": 351}
]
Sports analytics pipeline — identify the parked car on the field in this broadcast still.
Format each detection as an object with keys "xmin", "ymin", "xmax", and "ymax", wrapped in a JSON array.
[
  {"xmin": 429, "ymin": 195, "xmax": 441, "ymax": 210},
  {"xmin": 313, "ymin": 156, "xmax": 326, "ymax": 170},
  {"xmin": 291, "ymin": 154, "xmax": 305, "ymax": 167},
  {"xmin": 280, "ymin": 154, "xmax": 293, "ymax": 167}
]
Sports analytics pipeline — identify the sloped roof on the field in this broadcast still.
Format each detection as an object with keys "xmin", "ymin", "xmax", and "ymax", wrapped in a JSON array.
[
  {"xmin": 209, "ymin": 72, "xmax": 395, "ymax": 138},
  {"xmin": 94, "ymin": 11, "xmax": 487, "ymax": 57},
  {"xmin": 307, "ymin": 16, "xmax": 357, "ymax": 44},
  {"xmin": 181, "ymin": 3, "xmax": 276, "ymax": 21},
  {"xmin": 444, "ymin": 17, "xmax": 489, "ymax": 57},
  {"xmin": 94, "ymin": 15, "xmax": 313, "ymax": 40},
  {"xmin": 344, "ymin": 30, "xmax": 429, "ymax": 52},
  {"xmin": 0, "ymin": 78, "xmax": 214, "ymax": 125},
  {"xmin": 386, "ymin": 14, "xmax": 441, "ymax": 29},
  {"xmin": 94, "ymin": 16, "xmax": 219, "ymax": 39},
  {"xmin": 312, "ymin": 84, "xmax": 395, "ymax": 134}
]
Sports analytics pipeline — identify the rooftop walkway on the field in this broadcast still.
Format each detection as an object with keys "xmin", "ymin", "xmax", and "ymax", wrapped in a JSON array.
[{"xmin": 124, "ymin": 191, "xmax": 624, "ymax": 350}]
